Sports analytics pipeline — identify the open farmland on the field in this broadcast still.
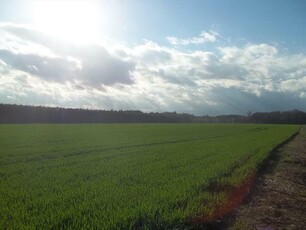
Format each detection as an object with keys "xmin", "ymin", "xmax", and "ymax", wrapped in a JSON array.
[{"xmin": 0, "ymin": 124, "xmax": 299, "ymax": 229}]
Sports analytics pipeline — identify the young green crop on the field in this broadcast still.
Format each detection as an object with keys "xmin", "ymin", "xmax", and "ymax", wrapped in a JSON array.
[{"xmin": 0, "ymin": 124, "xmax": 299, "ymax": 229}]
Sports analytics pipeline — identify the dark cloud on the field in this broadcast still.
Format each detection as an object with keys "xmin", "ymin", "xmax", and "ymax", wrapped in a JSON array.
[
  {"xmin": 0, "ymin": 49, "xmax": 76, "ymax": 82},
  {"xmin": 205, "ymin": 62, "xmax": 248, "ymax": 80},
  {"xmin": 77, "ymin": 45, "xmax": 135, "ymax": 86},
  {"xmin": 204, "ymin": 87, "xmax": 306, "ymax": 115}
]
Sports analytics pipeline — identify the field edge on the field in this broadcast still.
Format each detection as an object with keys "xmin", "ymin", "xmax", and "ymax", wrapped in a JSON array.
[{"xmin": 192, "ymin": 127, "xmax": 301, "ymax": 229}]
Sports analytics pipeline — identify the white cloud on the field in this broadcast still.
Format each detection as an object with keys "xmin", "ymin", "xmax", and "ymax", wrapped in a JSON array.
[
  {"xmin": 167, "ymin": 30, "xmax": 220, "ymax": 45},
  {"xmin": 280, "ymin": 76, "xmax": 306, "ymax": 93},
  {"xmin": 1, "ymin": 23, "xmax": 306, "ymax": 115}
]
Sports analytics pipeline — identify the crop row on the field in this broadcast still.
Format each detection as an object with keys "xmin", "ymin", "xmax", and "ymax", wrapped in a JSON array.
[{"xmin": 0, "ymin": 124, "xmax": 299, "ymax": 228}]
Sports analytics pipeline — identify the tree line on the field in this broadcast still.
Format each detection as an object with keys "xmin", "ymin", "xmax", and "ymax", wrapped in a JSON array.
[{"xmin": 0, "ymin": 104, "xmax": 305, "ymax": 124}]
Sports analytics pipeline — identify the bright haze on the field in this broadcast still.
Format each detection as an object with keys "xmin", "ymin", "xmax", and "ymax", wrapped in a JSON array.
[{"xmin": 0, "ymin": 0, "xmax": 305, "ymax": 115}]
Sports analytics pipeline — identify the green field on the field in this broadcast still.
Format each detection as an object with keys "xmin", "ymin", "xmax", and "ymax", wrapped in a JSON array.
[{"xmin": 0, "ymin": 124, "xmax": 299, "ymax": 229}]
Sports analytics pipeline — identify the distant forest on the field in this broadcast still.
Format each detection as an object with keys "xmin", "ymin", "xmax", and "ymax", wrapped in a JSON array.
[{"xmin": 0, "ymin": 104, "xmax": 306, "ymax": 124}]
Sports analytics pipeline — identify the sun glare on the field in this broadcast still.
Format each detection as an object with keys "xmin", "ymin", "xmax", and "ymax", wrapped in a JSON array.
[{"xmin": 33, "ymin": 1, "xmax": 101, "ymax": 43}]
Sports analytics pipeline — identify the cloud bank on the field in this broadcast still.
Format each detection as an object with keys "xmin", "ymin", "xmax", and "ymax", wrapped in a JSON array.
[{"xmin": 0, "ymin": 23, "xmax": 306, "ymax": 115}]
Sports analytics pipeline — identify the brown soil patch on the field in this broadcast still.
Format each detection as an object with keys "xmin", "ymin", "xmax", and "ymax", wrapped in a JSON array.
[
  {"xmin": 229, "ymin": 126, "xmax": 306, "ymax": 230},
  {"xmin": 194, "ymin": 174, "xmax": 256, "ymax": 226}
]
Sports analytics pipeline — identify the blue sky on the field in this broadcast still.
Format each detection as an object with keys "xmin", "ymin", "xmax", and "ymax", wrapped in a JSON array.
[
  {"xmin": 1, "ymin": 0, "xmax": 305, "ymax": 50},
  {"xmin": 122, "ymin": 0, "xmax": 306, "ymax": 51},
  {"xmin": 0, "ymin": 0, "xmax": 305, "ymax": 115}
]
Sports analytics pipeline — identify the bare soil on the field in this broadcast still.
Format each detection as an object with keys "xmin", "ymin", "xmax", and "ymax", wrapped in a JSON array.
[{"xmin": 229, "ymin": 126, "xmax": 306, "ymax": 230}]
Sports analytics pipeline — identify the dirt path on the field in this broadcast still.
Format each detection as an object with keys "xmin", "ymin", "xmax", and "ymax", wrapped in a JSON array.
[{"xmin": 229, "ymin": 126, "xmax": 306, "ymax": 230}]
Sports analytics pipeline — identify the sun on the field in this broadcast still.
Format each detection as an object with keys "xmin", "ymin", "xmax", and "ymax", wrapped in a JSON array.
[{"xmin": 33, "ymin": 1, "xmax": 101, "ymax": 43}]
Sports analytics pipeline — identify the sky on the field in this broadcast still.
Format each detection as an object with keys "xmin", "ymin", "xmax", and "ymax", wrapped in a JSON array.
[{"xmin": 0, "ymin": 0, "xmax": 305, "ymax": 115}]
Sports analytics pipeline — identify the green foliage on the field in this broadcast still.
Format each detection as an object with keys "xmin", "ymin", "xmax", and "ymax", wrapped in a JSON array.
[{"xmin": 0, "ymin": 124, "xmax": 299, "ymax": 228}]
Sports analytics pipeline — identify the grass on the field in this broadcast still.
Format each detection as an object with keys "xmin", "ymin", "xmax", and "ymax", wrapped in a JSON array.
[{"xmin": 0, "ymin": 124, "xmax": 299, "ymax": 229}]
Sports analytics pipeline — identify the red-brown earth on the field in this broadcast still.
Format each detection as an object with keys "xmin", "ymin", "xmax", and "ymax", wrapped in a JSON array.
[
  {"xmin": 194, "ymin": 126, "xmax": 306, "ymax": 229},
  {"xmin": 230, "ymin": 126, "xmax": 306, "ymax": 229}
]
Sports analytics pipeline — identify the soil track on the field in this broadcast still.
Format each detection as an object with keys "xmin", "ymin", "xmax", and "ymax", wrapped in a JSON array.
[{"xmin": 228, "ymin": 126, "xmax": 306, "ymax": 229}]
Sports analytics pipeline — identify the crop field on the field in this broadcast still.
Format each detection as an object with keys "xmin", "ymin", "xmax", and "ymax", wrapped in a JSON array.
[{"xmin": 0, "ymin": 124, "xmax": 299, "ymax": 229}]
